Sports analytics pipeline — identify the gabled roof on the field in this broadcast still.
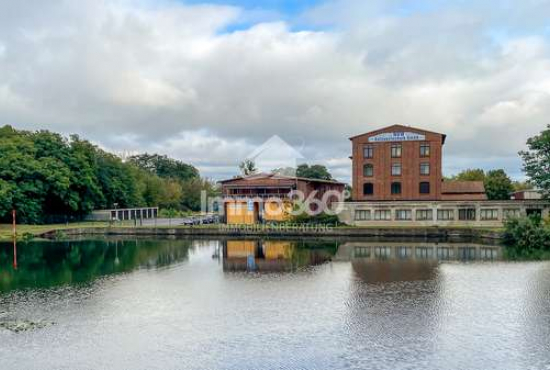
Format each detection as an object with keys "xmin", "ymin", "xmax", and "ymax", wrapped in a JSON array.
[
  {"xmin": 219, "ymin": 172, "xmax": 345, "ymax": 185},
  {"xmin": 441, "ymin": 181, "xmax": 486, "ymax": 194},
  {"xmin": 349, "ymin": 124, "xmax": 446, "ymax": 144}
]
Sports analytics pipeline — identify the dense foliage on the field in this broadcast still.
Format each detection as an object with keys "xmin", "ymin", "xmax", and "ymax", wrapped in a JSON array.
[
  {"xmin": 0, "ymin": 125, "xmax": 213, "ymax": 224},
  {"xmin": 128, "ymin": 153, "xmax": 199, "ymax": 181},
  {"xmin": 503, "ymin": 216, "xmax": 550, "ymax": 259},
  {"xmin": 520, "ymin": 124, "xmax": 550, "ymax": 198},
  {"xmin": 449, "ymin": 168, "xmax": 485, "ymax": 181},
  {"xmin": 448, "ymin": 168, "xmax": 514, "ymax": 200},
  {"xmin": 291, "ymin": 212, "xmax": 341, "ymax": 225},
  {"xmin": 295, "ymin": 164, "xmax": 333, "ymax": 180},
  {"xmin": 484, "ymin": 169, "xmax": 514, "ymax": 200}
]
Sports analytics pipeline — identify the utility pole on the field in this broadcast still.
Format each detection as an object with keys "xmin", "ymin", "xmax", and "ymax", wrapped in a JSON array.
[{"xmin": 12, "ymin": 209, "xmax": 16, "ymax": 238}]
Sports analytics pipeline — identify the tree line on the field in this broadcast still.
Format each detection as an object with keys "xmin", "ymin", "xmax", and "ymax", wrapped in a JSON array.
[
  {"xmin": 445, "ymin": 123, "xmax": 550, "ymax": 201},
  {"xmin": 445, "ymin": 168, "xmax": 518, "ymax": 200},
  {"xmin": 0, "ymin": 125, "xmax": 217, "ymax": 224},
  {"xmin": 1, "ymin": 123, "xmax": 549, "ymax": 224}
]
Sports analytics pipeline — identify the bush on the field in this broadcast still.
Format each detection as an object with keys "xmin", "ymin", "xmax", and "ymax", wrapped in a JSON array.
[
  {"xmin": 503, "ymin": 216, "xmax": 550, "ymax": 257},
  {"xmin": 291, "ymin": 212, "xmax": 342, "ymax": 225}
]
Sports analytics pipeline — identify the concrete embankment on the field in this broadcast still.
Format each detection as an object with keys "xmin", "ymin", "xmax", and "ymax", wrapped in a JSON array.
[{"xmin": 38, "ymin": 226, "xmax": 504, "ymax": 242}]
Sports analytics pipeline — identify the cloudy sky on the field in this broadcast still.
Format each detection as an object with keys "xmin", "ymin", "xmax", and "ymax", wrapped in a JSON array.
[{"xmin": 1, "ymin": 0, "xmax": 550, "ymax": 182}]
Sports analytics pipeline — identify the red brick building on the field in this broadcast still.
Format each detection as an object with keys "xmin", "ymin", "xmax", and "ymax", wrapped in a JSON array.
[
  {"xmin": 350, "ymin": 124, "xmax": 486, "ymax": 201},
  {"xmin": 351, "ymin": 125, "xmax": 446, "ymax": 201}
]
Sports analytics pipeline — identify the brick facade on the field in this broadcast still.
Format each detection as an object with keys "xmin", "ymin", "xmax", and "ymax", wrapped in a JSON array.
[{"xmin": 351, "ymin": 125, "xmax": 445, "ymax": 201}]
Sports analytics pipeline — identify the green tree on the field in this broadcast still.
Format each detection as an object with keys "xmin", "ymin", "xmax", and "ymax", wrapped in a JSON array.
[
  {"xmin": 512, "ymin": 181, "xmax": 533, "ymax": 191},
  {"xmin": 128, "ymin": 153, "xmax": 198, "ymax": 182},
  {"xmin": 0, "ymin": 125, "xmax": 195, "ymax": 223},
  {"xmin": 484, "ymin": 169, "xmax": 514, "ymax": 200},
  {"xmin": 296, "ymin": 164, "xmax": 333, "ymax": 180},
  {"xmin": 180, "ymin": 178, "xmax": 219, "ymax": 211},
  {"xmin": 159, "ymin": 179, "xmax": 183, "ymax": 209},
  {"xmin": 520, "ymin": 124, "xmax": 550, "ymax": 198},
  {"xmin": 239, "ymin": 159, "xmax": 257, "ymax": 176},
  {"xmin": 95, "ymin": 152, "xmax": 141, "ymax": 209},
  {"xmin": 451, "ymin": 168, "xmax": 486, "ymax": 181},
  {"xmin": 67, "ymin": 136, "xmax": 106, "ymax": 214},
  {"xmin": 0, "ymin": 127, "xmax": 72, "ymax": 223}
]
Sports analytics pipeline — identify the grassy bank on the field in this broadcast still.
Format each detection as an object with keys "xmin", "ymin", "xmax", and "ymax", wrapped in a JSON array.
[{"xmin": 0, "ymin": 222, "xmax": 128, "ymax": 240}]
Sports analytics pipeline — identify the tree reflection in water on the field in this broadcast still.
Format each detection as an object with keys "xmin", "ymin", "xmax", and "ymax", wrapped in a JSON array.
[{"xmin": 0, "ymin": 239, "xmax": 192, "ymax": 292}]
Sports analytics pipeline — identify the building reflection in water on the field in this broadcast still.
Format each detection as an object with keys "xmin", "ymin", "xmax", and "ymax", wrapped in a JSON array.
[
  {"xmin": 222, "ymin": 239, "xmax": 503, "ymax": 274},
  {"xmin": 222, "ymin": 240, "xmax": 335, "ymax": 272},
  {"xmin": 339, "ymin": 241, "xmax": 503, "ymax": 366},
  {"xmin": 337, "ymin": 242, "xmax": 501, "ymax": 262},
  {"xmin": 339, "ymin": 241, "xmax": 502, "ymax": 283}
]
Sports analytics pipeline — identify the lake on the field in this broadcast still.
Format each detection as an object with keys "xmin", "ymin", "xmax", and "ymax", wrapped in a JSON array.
[{"xmin": 1, "ymin": 237, "xmax": 549, "ymax": 370}]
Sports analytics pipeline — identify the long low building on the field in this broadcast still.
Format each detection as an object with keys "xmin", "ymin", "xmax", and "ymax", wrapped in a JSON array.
[
  {"xmin": 336, "ymin": 200, "xmax": 550, "ymax": 227},
  {"xmin": 86, "ymin": 207, "xmax": 158, "ymax": 221}
]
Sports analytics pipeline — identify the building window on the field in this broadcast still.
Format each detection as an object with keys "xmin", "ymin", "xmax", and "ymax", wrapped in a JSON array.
[
  {"xmin": 374, "ymin": 246, "xmax": 392, "ymax": 259},
  {"xmin": 396, "ymin": 247, "xmax": 412, "ymax": 259},
  {"xmin": 363, "ymin": 145, "xmax": 373, "ymax": 159},
  {"xmin": 437, "ymin": 209, "xmax": 455, "ymax": 220},
  {"xmin": 391, "ymin": 182, "xmax": 402, "ymax": 195},
  {"xmin": 355, "ymin": 210, "xmax": 371, "ymax": 221},
  {"xmin": 374, "ymin": 210, "xmax": 392, "ymax": 220},
  {"xmin": 503, "ymin": 209, "xmax": 521, "ymax": 219},
  {"xmin": 420, "ymin": 143, "xmax": 430, "ymax": 157},
  {"xmin": 363, "ymin": 164, "xmax": 373, "ymax": 177},
  {"xmin": 458, "ymin": 247, "xmax": 477, "ymax": 260},
  {"xmin": 415, "ymin": 247, "xmax": 433, "ymax": 259},
  {"xmin": 480, "ymin": 209, "xmax": 499, "ymax": 220},
  {"xmin": 437, "ymin": 247, "xmax": 454, "ymax": 260},
  {"xmin": 391, "ymin": 163, "xmax": 402, "ymax": 176},
  {"xmin": 416, "ymin": 209, "xmax": 433, "ymax": 221},
  {"xmin": 419, "ymin": 182, "xmax": 430, "ymax": 194},
  {"xmin": 420, "ymin": 162, "xmax": 430, "ymax": 175},
  {"xmin": 458, "ymin": 208, "xmax": 476, "ymax": 221},
  {"xmin": 391, "ymin": 144, "xmax": 402, "ymax": 158},
  {"xmin": 363, "ymin": 182, "xmax": 374, "ymax": 196},
  {"xmin": 395, "ymin": 209, "xmax": 412, "ymax": 220},
  {"xmin": 354, "ymin": 246, "xmax": 370, "ymax": 258},
  {"xmin": 480, "ymin": 248, "xmax": 497, "ymax": 260}
]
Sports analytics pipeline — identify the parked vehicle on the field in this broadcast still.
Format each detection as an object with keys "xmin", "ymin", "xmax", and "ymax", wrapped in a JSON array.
[{"xmin": 182, "ymin": 217, "xmax": 200, "ymax": 226}]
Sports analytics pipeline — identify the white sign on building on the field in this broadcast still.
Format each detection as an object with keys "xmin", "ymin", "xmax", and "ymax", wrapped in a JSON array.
[{"xmin": 368, "ymin": 131, "xmax": 426, "ymax": 143}]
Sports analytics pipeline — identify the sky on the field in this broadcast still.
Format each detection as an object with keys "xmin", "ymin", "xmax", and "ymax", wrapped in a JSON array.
[{"xmin": 1, "ymin": 0, "xmax": 550, "ymax": 182}]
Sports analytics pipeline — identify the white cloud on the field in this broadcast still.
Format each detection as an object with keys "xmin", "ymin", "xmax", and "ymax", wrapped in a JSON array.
[{"xmin": 1, "ymin": 0, "xmax": 550, "ymax": 182}]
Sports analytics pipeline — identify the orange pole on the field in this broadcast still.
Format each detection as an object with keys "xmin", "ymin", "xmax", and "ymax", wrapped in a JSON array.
[
  {"xmin": 12, "ymin": 210, "xmax": 17, "ymax": 270},
  {"xmin": 12, "ymin": 209, "xmax": 16, "ymax": 238},
  {"xmin": 13, "ymin": 238, "xmax": 17, "ymax": 270}
]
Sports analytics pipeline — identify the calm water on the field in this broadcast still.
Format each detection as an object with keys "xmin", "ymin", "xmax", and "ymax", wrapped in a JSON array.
[{"xmin": 1, "ymin": 238, "xmax": 549, "ymax": 370}]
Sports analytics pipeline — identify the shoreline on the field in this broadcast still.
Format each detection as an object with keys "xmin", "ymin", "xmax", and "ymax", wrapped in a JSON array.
[{"xmin": 34, "ymin": 225, "xmax": 504, "ymax": 242}]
